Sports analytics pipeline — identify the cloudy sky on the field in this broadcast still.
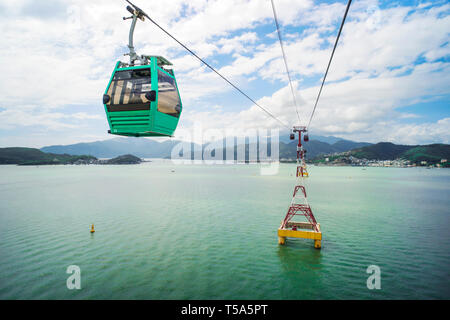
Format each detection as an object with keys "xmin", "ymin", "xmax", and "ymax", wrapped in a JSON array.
[{"xmin": 0, "ymin": 0, "xmax": 449, "ymax": 147}]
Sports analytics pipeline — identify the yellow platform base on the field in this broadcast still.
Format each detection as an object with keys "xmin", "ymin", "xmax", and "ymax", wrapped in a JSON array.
[{"xmin": 278, "ymin": 222, "xmax": 322, "ymax": 249}]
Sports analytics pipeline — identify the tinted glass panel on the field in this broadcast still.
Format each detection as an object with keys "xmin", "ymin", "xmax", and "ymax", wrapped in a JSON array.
[
  {"xmin": 157, "ymin": 69, "xmax": 181, "ymax": 117},
  {"xmin": 106, "ymin": 68, "xmax": 151, "ymax": 111}
]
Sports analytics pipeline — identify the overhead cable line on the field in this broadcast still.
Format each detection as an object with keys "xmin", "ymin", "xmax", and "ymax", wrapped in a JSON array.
[
  {"xmin": 307, "ymin": 0, "xmax": 352, "ymax": 129},
  {"xmin": 125, "ymin": 0, "xmax": 290, "ymax": 130},
  {"xmin": 270, "ymin": 0, "xmax": 301, "ymax": 125}
]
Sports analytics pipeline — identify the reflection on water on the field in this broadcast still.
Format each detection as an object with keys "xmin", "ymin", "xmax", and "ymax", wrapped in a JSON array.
[
  {"xmin": 277, "ymin": 243, "xmax": 324, "ymax": 299},
  {"xmin": 277, "ymin": 242, "xmax": 323, "ymax": 271}
]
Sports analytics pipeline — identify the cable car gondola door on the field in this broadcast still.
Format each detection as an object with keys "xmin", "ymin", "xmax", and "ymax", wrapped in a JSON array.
[
  {"xmin": 103, "ymin": 63, "xmax": 157, "ymax": 137},
  {"xmin": 104, "ymin": 66, "xmax": 154, "ymax": 112},
  {"xmin": 153, "ymin": 66, "xmax": 182, "ymax": 135}
]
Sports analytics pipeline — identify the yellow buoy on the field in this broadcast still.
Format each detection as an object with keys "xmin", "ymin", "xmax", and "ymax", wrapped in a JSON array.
[{"xmin": 90, "ymin": 224, "xmax": 95, "ymax": 233}]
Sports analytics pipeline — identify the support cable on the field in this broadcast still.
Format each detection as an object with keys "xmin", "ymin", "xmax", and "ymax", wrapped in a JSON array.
[
  {"xmin": 126, "ymin": 0, "xmax": 290, "ymax": 130},
  {"xmin": 307, "ymin": 0, "xmax": 352, "ymax": 129},
  {"xmin": 270, "ymin": 0, "xmax": 301, "ymax": 125}
]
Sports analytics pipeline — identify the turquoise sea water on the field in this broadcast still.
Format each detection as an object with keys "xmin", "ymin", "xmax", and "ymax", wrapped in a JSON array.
[{"xmin": 0, "ymin": 163, "xmax": 449, "ymax": 299}]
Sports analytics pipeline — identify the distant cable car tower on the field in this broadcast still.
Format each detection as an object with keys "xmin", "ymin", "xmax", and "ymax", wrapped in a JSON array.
[
  {"xmin": 278, "ymin": 126, "xmax": 322, "ymax": 248},
  {"xmin": 274, "ymin": 0, "xmax": 352, "ymax": 248}
]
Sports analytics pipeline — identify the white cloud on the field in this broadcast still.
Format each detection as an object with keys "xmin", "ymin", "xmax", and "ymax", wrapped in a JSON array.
[
  {"xmin": 339, "ymin": 117, "xmax": 450, "ymax": 145},
  {"xmin": 0, "ymin": 0, "xmax": 449, "ymax": 147},
  {"xmin": 176, "ymin": 59, "xmax": 450, "ymax": 144}
]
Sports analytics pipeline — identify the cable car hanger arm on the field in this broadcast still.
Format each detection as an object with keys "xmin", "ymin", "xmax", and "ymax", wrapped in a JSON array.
[
  {"xmin": 125, "ymin": 0, "xmax": 290, "ymax": 130},
  {"xmin": 123, "ymin": 4, "xmax": 147, "ymax": 65}
]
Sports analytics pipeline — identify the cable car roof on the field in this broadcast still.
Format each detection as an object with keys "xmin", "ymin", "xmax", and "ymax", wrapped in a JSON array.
[
  {"xmin": 140, "ymin": 55, "xmax": 172, "ymax": 66},
  {"xmin": 156, "ymin": 56, "xmax": 172, "ymax": 66}
]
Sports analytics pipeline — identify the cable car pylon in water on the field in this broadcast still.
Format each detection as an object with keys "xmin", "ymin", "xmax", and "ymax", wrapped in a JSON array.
[
  {"xmin": 103, "ymin": 1, "xmax": 182, "ymax": 137},
  {"xmin": 274, "ymin": 0, "xmax": 352, "ymax": 248},
  {"xmin": 270, "ymin": 0, "xmax": 321, "ymax": 248},
  {"xmin": 278, "ymin": 127, "xmax": 322, "ymax": 248}
]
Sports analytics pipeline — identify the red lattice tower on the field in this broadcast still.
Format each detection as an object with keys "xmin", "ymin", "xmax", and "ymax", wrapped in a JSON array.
[{"xmin": 280, "ymin": 126, "xmax": 320, "ymax": 234}]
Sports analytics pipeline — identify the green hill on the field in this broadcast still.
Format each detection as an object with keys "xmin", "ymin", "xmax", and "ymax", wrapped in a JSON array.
[
  {"xmin": 350, "ymin": 143, "xmax": 449, "ymax": 165},
  {"xmin": 351, "ymin": 142, "xmax": 412, "ymax": 160},
  {"xmin": 0, "ymin": 147, "xmax": 97, "ymax": 165},
  {"xmin": 401, "ymin": 144, "xmax": 450, "ymax": 164},
  {"xmin": 105, "ymin": 154, "xmax": 142, "ymax": 164}
]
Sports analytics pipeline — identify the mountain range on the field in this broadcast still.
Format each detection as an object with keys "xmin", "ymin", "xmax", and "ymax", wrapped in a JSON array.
[
  {"xmin": 1, "ymin": 136, "xmax": 448, "ymax": 166},
  {"xmin": 40, "ymin": 135, "xmax": 371, "ymax": 160},
  {"xmin": 0, "ymin": 147, "xmax": 96, "ymax": 165},
  {"xmin": 351, "ymin": 142, "xmax": 450, "ymax": 164},
  {"xmin": 0, "ymin": 148, "xmax": 143, "ymax": 165}
]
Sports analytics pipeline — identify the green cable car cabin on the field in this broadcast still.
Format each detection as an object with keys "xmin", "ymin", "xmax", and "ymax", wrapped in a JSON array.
[
  {"xmin": 103, "ymin": 56, "xmax": 182, "ymax": 137},
  {"xmin": 102, "ymin": 4, "xmax": 182, "ymax": 137}
]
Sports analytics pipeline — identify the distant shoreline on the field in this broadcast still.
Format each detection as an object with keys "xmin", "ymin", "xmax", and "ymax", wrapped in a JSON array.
[{"xmin": 0, "ymin": 148, "xmax": 143, "ymax": 166}]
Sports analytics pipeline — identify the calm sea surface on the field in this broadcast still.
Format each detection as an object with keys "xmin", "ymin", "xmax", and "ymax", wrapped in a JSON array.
[{"xmin": 0, "ymin": 163, "xmax": 449, "ymax": 299}]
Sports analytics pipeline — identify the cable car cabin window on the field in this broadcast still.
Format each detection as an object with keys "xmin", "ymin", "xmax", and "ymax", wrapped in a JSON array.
[
  {"xmin": 163, "ymin": 68, "xmax": 174, "ymax": 76},
  {"xmin": 105, "ymin": 69, "xmax": 152, "ymax": 112},
  {"xmin": 157, "ymin": 69, "xmax": 181, "ymax": 117}
]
